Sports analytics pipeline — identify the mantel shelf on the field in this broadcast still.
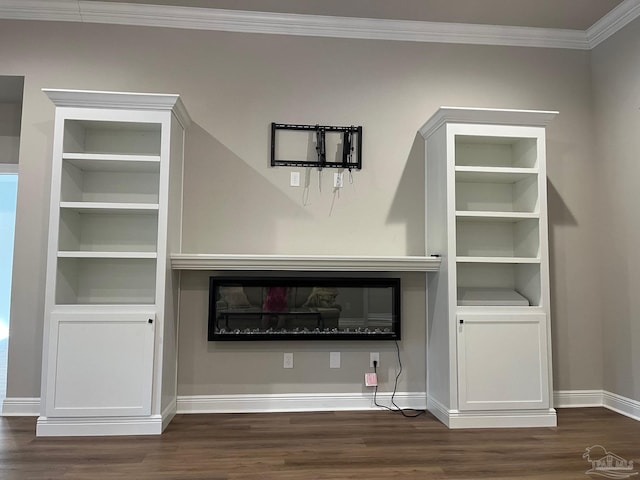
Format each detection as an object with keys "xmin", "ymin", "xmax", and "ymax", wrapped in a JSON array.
[{"xmin": 170, "ymin": 254, "xmax": 441, "ymax": 272}]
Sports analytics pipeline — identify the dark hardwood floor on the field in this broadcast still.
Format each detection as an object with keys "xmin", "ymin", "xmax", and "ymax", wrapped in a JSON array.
[{"xmin": 1, "ymin": 408, "xmax": 639, "ymax": 479}]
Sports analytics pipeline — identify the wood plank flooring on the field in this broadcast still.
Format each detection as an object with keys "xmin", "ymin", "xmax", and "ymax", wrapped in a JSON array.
[{"xmin": 1, "ymin": 408, "xmax": 639, "ymax": 479}]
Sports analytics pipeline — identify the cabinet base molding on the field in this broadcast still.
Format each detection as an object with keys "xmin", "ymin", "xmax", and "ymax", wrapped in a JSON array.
[
  {"xmin": 162, "ymin": 399, "xmax": 177, "ymax": 431},
  {"xmin": 35, "ymin": 414, "xmax": 165, "ymax": 437},
  {"xmin": 427, "ymin": 395, "xmax": 557, "ymax": 428},
  {"xmin": 177, "ymin": 392, "xmax": 427, "ymax": 414}
]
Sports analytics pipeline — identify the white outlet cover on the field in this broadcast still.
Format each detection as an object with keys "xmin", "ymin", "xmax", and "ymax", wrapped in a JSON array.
[
  {"xmin": 333, "ymin": 172, "xmax": 343, "ymax": 188},
  {"xmin": 370, "ymin": 352, "xmax": 380, "ymax": 368},
  {"xmin": 284, "ymin": 352, "xmax": 294, "ymax": 368},
  {"xmin": 330, "ymin": 351, "xmax": 340, "ymax": 369}
]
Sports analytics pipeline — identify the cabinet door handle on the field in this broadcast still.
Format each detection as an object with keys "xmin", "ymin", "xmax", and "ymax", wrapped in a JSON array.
[
  {"xmin": 459, "ymin": 319, "xmax": 464, "ymax": 324},
  {"xmin": 148, "ymin": 318, "xmax": 153, "ymax": 324}
]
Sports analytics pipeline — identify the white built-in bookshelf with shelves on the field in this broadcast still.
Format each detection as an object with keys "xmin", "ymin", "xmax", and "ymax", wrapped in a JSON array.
[
  {"xmin": 420, "ymin": 107, "xmax": 557, "ymax": 428},
  {"xmin": 39, "ymin": 89, "xmax": 190, "ymax": 436}
]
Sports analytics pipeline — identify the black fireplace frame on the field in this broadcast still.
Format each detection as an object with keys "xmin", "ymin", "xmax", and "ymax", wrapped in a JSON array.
[{"xmin": 208, "ymin": 276, "xmax": 401, "ymax": 341}]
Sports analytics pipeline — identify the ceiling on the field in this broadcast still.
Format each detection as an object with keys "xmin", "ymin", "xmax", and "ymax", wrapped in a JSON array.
[{"xmin": 88, "ymin": 0, "xmax": 624, "ymax": 31}]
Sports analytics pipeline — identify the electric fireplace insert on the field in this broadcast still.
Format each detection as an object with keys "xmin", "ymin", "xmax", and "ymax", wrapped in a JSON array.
[{"xmin": 208, "ymin": 277, "xmax": 401, "ymax": 341}]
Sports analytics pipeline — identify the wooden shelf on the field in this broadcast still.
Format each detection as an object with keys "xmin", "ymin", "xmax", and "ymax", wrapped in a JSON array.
[{"xmin": 170, "ymin": 254, "xmax": 441, "ymax": 272}]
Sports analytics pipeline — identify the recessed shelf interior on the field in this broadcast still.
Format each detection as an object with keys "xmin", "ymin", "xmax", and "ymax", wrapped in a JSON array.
[
  {"xmin": 456, "ymin": 218, "xmax": 540, "ymax": 258},
  {"xmin": 457, "ymin": 287, "xmax": 530, "ymax": 306},
  {"xmin": 56, "ymin": 257, "xmax": 156, "ymax": 305},
  {"xmin": 63, "ymin": 120, "xmax": 161, "ymax": 155},
  {"xmin": 457, "ymin": 263, "xmax": 541, "ymax": 306},
  {"xmin": 456, "ymin": 172, "xmax": 538, "ymax": 213},
  {"xmin": 58, "ymin": 209, "xmax": 158, "ymax": 252},
  {"xmin": 455, "ymin": 135, "xmax": 537, "ymax": 168},
  {"xmin": 61, "ymin": 159, "xmax": 160, "ymax": 203}
]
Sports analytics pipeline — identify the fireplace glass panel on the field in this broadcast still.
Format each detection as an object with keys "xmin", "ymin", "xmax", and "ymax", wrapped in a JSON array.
[{"xmin": 208, "ymin": 277, "xmax": 401, "ymax": 341}]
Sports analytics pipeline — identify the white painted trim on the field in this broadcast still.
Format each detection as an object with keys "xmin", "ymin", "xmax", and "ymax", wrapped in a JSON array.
[
  {"xmin": 177, "ymin": 392, "xmax": 426, "ymax": 414},
  {"xmin": 170, "ymin": 254, "xmax": 441, "ymax": 272},
  {"xmin": 161, "ymin": 398, "xmax": 177, "ymax": 431},
  {"xmin": 603, "ymin": 391, "xmax": 640, "ymax": 422},
  {"xmin": 0, "ymin": 164, "xmax": 19, "ymax": 174},
  {"xmin": 427, "ymin": 394, "xmax": 557, "ymax": 428},
  {"xmin": 0, "ymin": 0, "xmax": 80, "ymax": 22},
  {"xmin": 419, "ymin": 106, "xmax": 559, "ymax": 139},
  {"xmin": 75, "ymin": 2, "xmax": 589, "ymax": 50},
  {"xmin": 2, "ymin": 397, "xmax": 40, "ymax": 416},
  {"xmin": 4, "ymin": 0, "xmax": 639, "ymax": 50},
  {"xmin": 554, "ymin": 390, "xmax": 604, "ymax": 408},
  {"xmin": 0, "ymin": 0, "xmax": 603, "ymax": 50},
  {"xmin": 447, "ymin": 408, "xmax": 557, "ymax": 428},
  {"xmin": 42, "ymin": 89, "xmax": 192, "ymax": 127},
  {"xmin": 426, "ymin": 394, "xmax": 452, "ymax": 427},
  {"xmin": 587, "ymin": 0, "xmax": 640, "ymax": 48},
  {"xmin": 36, "ymin": 414, "xmax": 164, "ymax": 436},
  {"xmin": 555, "ymin": 390, "xmax": 640, "ymax": 422},
  {"xmin": 6, "ymin": 391, "xmax": 639, "ymax": 430}
]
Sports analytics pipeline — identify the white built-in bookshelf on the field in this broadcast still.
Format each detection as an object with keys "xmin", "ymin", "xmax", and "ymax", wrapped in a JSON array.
[
  {"xmin": 39, "ymin": 89, "xmax": 190, "ymax": 436},
  {"xmin": 420, "ymin": 107, "xmax": 557, "ymax": 428}
]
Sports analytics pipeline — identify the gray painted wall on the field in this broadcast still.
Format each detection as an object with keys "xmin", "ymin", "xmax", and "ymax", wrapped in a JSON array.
[
  {"xmin": 591, "ymin": 20, "xmax": 640, "ymax": 402},
  {"xmin": 0, "ymin": 102, "xmax": 21, "ymax": 165},
  {"xmin": 0, "ymin": 18, "xmax": 604, "ymax": 399}
]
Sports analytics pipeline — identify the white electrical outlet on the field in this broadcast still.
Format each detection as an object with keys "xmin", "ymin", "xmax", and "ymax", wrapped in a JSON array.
[
  {"xmin": 330, "ymin": 352, "xmax": 341, "ymax": 369},
  {"xmin": 290, "ymin": 172, "xmax": 300, "ymax": 187},
  {"xmin": 333, "ymin": 172, "xmax": 343, "ymax": 188},
  {"xmin": 284, "ymin": 352, "xmax": 294, "ymax": 369},
  {"xmin": 370, "ymin": 352, "xmax": 380, "ymax": 368}
]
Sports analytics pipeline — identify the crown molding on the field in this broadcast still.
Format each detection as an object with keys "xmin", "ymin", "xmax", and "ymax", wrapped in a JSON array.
[
  {"xmin": 0, "ymin": 0, "xmax": 638, "ymax": 50},
  {"xmin": 587, "ymin": 0, "xmax": 640, "ymax": 48},
  {"xmin": 75, "ymin": 1, "xmax": 590, "ymax": 49},
  {"xmin": 42, "ymin": 88, "xmax": 192, "ymax": 126},
  {"xmin": 419, "ymin": 106, "xmax": 558, "ymax": 139},
  {"xmin": 0, "ymin": 0, "xmax": 80, "ymax": 22}
]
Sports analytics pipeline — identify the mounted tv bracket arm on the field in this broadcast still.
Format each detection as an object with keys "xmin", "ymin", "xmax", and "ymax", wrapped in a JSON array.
[{"xmin": 270, "ymin": 122, "xmax": 362, "ymax": 170}]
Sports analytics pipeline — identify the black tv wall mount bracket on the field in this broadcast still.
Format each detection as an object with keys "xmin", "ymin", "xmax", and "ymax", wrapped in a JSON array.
[{"xmin": 270, "ymin": 122, "xmax": 362, "ymax": 170}]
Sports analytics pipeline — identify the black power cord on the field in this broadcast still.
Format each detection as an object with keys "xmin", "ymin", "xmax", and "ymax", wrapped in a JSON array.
[{"xmin": 372, "ymin": 340, "xmax": 426, "ymax": 418}]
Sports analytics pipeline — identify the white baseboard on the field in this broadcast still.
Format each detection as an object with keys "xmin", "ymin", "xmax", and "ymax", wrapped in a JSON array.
[
  {"xmin": 426, "ymin": 394, "xmax": 451, "ymax": 426},
  {"xmin": 427, "ymin": 394, "xmax": 557, "ymax": 428},
  {"xmin": 35, "ymin": 415, "xmax": 164, "ymax": 436},
  {"xmin": 603, "ymin": 391, "xmax": 640, "ymax": 422},
  {"xmin": 2, "ymin": 397, "xmax": 40, "ymax": 416},
  {"xmin": 177, "ymin": 392, "xmax": 426, "ymax": 414},
  {"xmin": 5, "ymin": 391, "xmax": 639, "ymax": 429},
  {"xmin": 555, "ymin": 390, "xmax": 640, "ymax": 422},
  {"xmin": 161, "ymin": 399, "xmax": 177, "ymax": 431},
  {"xmin": 554, "ymin": 390, "xmax": 604, "ymax": 408}
]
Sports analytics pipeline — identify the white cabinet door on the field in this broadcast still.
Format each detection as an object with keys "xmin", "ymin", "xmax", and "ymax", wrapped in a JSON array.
[
  {"xmin": 456, "ymin": 312, "xmax": 549, "ymax": 411},
  {"xmin": 45, "ymin": 311, "xmax": 155, "ymax": 417}
]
